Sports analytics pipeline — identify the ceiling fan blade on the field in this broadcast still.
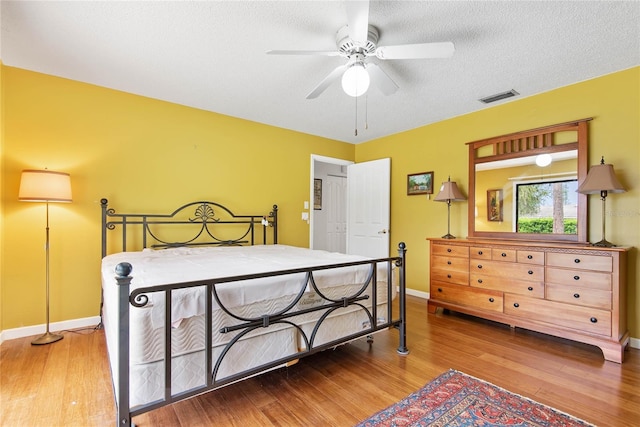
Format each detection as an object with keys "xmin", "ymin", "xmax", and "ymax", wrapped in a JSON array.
[
  {"xmin": 375, "ymin": 42, "xmax": 455, "ymax": 60},
  {"xmin": 345, "ymin": 0, "xmax": 370, "ymax": 46},
  {"xmin": 267, "ymin": 50, "xmax": 341, "ymax": 57},
  {"xmin": 306, "ymin": 64, "xmax": 348, "ymax": 99},
  {"xmin": 366, "ymin": 63, "xmax": 399, "ymax": 96}
]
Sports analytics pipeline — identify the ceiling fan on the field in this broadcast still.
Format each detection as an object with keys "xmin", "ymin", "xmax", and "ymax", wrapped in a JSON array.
[{"xmin": 267, "ymin": 1, "xmax": 455, "ymax": 99}]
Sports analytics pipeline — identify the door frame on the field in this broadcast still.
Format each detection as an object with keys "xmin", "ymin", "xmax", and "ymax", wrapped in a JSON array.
[{"xmin": 310, "ymin": 154, "xmax": 353, "ymax": 249}]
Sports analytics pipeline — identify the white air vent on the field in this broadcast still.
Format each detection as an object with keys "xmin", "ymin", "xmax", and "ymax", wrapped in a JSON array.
[{"xmin": 479, "ymin": 89, "xmax": 520, "ymax": 104}]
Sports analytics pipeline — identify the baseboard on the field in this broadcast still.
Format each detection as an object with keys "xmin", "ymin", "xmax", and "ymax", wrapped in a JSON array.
[
  {"xmin": 406, "ymin": 288, "xmax": 429, "ymax": 299},
  {"xmin": 0, "ymin": 316, "xmax": 101, "ymax": 345}
]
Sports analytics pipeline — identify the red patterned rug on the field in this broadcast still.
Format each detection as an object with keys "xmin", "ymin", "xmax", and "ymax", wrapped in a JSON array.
[{"xmin": 356, "ymin": 369, "xmax": 595, "ymax": 426}]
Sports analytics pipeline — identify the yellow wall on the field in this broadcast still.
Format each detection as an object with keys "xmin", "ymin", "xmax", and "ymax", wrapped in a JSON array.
[
  {"xmin": 0, "ymin": 60, "xmax": 4, "ymax": 332},
  {"xmin": 2, "ymin": 65, "xmax": 639, "ymax": 340},
  {"xmin": 357, "ymin": 66, "xmax": 639, "ymax": 337},
  {"xmin": 1, "ymin": 66, "xmax": 354, "ymax": 329}
]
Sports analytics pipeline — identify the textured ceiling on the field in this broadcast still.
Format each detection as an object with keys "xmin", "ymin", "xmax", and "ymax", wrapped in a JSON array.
[{"xmin": 2, "ymin": 1, "xmax": 639, "ymax": 144}]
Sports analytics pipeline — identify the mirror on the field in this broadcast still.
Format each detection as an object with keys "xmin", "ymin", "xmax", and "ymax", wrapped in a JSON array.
[{"xmin": 468, "ymin": 119, "xmax": 590, "ymax": 242}]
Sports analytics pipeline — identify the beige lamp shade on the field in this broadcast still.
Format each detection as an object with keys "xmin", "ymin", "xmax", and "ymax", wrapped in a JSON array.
[
  {"xmin": 434, "ymin": 178, "xmax": 466, "ymax": 202},
  {"xmin": 577, "ymin": 157, "xmax": 625, "ymax": 194},
  {"xmin": 19, "ymin": 169, "xmax": 73, "ymax": 202}
]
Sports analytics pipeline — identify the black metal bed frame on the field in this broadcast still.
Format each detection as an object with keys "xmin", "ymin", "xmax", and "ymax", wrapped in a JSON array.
[
  {"xmin": 100, "ymin": 199, "xmax": 408, "ymax": 427},
  {"xmin": 101, "ymin": 198, "xmax": 278, "ymax": 256}
]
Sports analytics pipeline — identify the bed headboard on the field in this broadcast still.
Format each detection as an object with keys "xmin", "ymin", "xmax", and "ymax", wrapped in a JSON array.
[{"xmin": 101, "ymin": 199, "xmax": 277, "ymax": 257}]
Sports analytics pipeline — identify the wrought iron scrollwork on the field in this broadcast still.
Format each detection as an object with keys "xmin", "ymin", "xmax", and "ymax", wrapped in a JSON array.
[
  {"xmin": 130, "ymin": 290, "xmax": 150, "ymax": 308},
  {"xmin": 190, "ymin": 203, "xmax": 220, "ymax": 223}
]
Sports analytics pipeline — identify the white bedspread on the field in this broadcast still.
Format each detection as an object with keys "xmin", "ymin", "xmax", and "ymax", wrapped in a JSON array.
[{"xmin": 101, "ymin": 245, "xmax": 388, "ymax": 329}]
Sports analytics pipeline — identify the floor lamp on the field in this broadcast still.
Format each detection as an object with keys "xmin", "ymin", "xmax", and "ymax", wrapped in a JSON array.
[
  {"xmin": 19, "ymin": 169, "xmax": 73, "ymax": 345},
  {"xmin": 577, "ymin": 156, "xmax": 625, "ymax": 247},
  {"xmin": 434, "ymin": 176, "xmax": 466, "ymax": 239}
]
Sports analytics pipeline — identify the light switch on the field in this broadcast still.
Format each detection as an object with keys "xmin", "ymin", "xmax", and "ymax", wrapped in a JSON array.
[{"xmin": 304, "ymin": 201, "xmax": 309, "ymax": 209}]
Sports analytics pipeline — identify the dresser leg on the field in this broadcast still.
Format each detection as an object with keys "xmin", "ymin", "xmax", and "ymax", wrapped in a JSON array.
[
  {"xmin": 601, "ymin": 345, "xmax": 624, "ymax": 363},
  {"xmin": 427, "ymin": 301, "xmax": 438, "ymax": 314},
  {"xmin": 601, "ymin": 333, "xmax": 630, "ymax": 363}
]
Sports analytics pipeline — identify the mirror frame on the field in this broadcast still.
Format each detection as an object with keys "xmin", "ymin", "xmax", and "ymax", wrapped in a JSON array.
[{"xmin": 467, "ymin": 118, "xmax": 591, "ymax": 242}]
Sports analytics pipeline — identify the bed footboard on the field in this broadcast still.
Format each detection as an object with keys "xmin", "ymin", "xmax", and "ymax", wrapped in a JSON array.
[{"xmin": 111, "ymin": 243, "xmax": 407, "ymax": 427}]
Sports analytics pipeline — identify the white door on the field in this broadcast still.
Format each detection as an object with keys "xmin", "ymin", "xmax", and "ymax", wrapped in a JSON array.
[
  {"xmin": 326, "ymin": 175, "xmax": 347, "ymax": 253},
  {"xmin": 347, "ymin": 158, "xmax": 391, "ymax": 257}
]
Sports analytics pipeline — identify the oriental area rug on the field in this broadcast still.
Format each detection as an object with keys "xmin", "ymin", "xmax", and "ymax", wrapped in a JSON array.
[{"xmin": 356, "ymin": 369, "xmax": 595, "ymax": 427}]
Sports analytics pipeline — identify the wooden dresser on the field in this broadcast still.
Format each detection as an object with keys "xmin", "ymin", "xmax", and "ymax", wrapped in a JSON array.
[{"xmin": 427, "ymin": 238, "xmax": 629, "ymax": 362}]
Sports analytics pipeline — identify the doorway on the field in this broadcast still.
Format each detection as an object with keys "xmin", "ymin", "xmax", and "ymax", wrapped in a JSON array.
[
  {"xmin": 310, "ymin": 155, "xmax": 391, "ymax": 257},
  {"xmin": 310, "ymin": 155, "xmax": 352, "ymax": 252}
]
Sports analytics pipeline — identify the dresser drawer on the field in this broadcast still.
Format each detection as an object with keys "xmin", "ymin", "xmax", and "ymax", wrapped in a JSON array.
[
  {"xmin": 504, "ymin": 294, "xmax": 611, "ymax": 337},
  {"xmin": 431, "ymin": 282, "xmax": 503, "ymax": 312},
  {"xmin": 432, "ymin": 254, "xmax": 469, "ymax": 272},
  {"xmin": 517, "ymin": 250, "xmax": 545, "ymax": 265},
  {"xmin": 431, "ymin": 243, "xmax": 469, "ymax": 258},
  {"xmin": 470, "ymin": 247, "xmax": 491, "ymax": 260},
  {"xmin": 546, "ymin": 252, "xmax": 612, "ymax": 272},
  {"xmin": 470, "ymin": 260, "xmax": 543, "ymax": 282},
  {"xmin": 546, "ymin": 267, "xmax": 611, "ymax": 290},
  {"xmin": 431, "ymin": 269, "xmax": 469, "ymax": 286},
  {"xmin": 546, "ymin": 283, "xmax": 612, "ymax": 310},
  {"xmin": 491, "ymin": 248, "xmax": 516, "ymax": 262},
  {"xmin": 470, "ymin": 273, "xmax": 544, "ymax": 298}
]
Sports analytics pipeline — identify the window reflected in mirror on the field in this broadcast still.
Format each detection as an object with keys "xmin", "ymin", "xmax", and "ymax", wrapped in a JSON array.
[{"xmin": 516, "ymin": 179, "xmax": 578, "ymax": 234}]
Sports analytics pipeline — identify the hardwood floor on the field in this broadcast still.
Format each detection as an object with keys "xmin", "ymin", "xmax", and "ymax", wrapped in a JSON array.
[{"xmin": 1, "ymin": 295, "xmax": 639, "ymax": 426}]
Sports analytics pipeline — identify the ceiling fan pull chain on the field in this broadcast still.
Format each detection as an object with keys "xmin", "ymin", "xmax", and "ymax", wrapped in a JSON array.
[
  {"xmin": 365, "ymin": 94, "xmax": 369, "ymax": 130},
  {"xmin": 354, "ymin": 93, "xmax": 358, "ymax": 136}
]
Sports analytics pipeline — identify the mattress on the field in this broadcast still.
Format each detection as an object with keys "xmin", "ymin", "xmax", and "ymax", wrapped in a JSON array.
[{"xmin": 101, "ymin": 245, "xmax": 395, "ymax": 407}]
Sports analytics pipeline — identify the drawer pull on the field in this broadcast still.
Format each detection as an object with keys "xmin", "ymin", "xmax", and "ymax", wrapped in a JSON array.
[
  {"xmin": 527, "ymin": 254, "xmax": 533, "ymax": 259},
  {"xmin": 478, "ymin": 250, "xmax": 483, "ymax": 255},
  {"xmin": 528, "ymin": 270, "xmax": 533, "ymax": 275},
  {"xmin": 447, "ymin": 274, "xmax": 452, "ymax": 279},
  {"xmin": 478, "ymin": 279, "xmax": 483, "ymax": 284},
  {"xmin": 590, "ymin": 317, "xmax": 597, "ymax": 323},
  {"xmin": 573, "ymin": 275, "xmax": 580, "ymax": 281},
  {"xmin": 447, "ymin": 261, "xmax": 452, "ymax": 265},
  {"xmin": 437, "ymin": 288, "xmax": 443, "ymax": 292},
  {"xmin": 527, "ymin": 286, "xmax": 533, "ymax": 291},
  {"xmin": 447, "ymin": 248, "xmax": 452, "ymax": 253},
  {"xmin": 477, "ymin": 265, "xmax": 483, "ymax": 269},
  {"xmin": 574, "ymin": 258, "xmax": 581, "ymax": 263},
  {"xmin": 573, "ymin": 293, "xmax": 580, "ymax": 299},
  {"xmin": 513, "ymin": 303, "xmax": 520, "ymax": 308},
  {"xmin": 489, "ymin": 298, "xmax": 495, "ymax": 303},
  {"xmin": 501, "ymin": 252, "xmax": 507, "ymax": 257}
]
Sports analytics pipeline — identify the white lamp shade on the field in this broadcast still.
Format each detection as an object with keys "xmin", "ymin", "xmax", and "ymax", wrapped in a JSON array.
[
  {"xmin": 19, "ymin": 169, "xmax": 72, "ymax": 202},
  {"xmin": 341, "ymin": 63, "xmax": 370, "ymax": 97}
]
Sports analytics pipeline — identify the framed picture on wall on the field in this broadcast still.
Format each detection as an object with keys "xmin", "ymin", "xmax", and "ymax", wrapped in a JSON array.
[
  {"xmin": 487, "ymin": 189, "xmax": 503, "ymax": 221},
  {"xmin": 314, "ymin": 179, "xmax": 322, "ymax": 210},
  {"xmin": 407, "ymin": 172, "xmax": 434, "ymax": 195}
]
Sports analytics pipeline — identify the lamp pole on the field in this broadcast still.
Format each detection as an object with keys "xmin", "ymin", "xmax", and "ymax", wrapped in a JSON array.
[{"xmin": 32, "ymin": 201, "xmax": 63, "ymax": 345}]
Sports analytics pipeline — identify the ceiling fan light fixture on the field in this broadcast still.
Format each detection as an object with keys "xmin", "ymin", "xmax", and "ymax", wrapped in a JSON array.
[
  {"xmin": 535, "ymin": 154, "xmax": 553, "ymax": 167},
  {"xmin": 341, "ymin": 62, "xmax": 370, "ymax": 97}
]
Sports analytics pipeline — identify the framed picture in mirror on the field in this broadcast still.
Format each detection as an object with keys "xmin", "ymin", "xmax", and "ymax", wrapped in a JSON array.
[{"xmin": 487, "ymin": 189, "xmax": 503, "ymax": 221}]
